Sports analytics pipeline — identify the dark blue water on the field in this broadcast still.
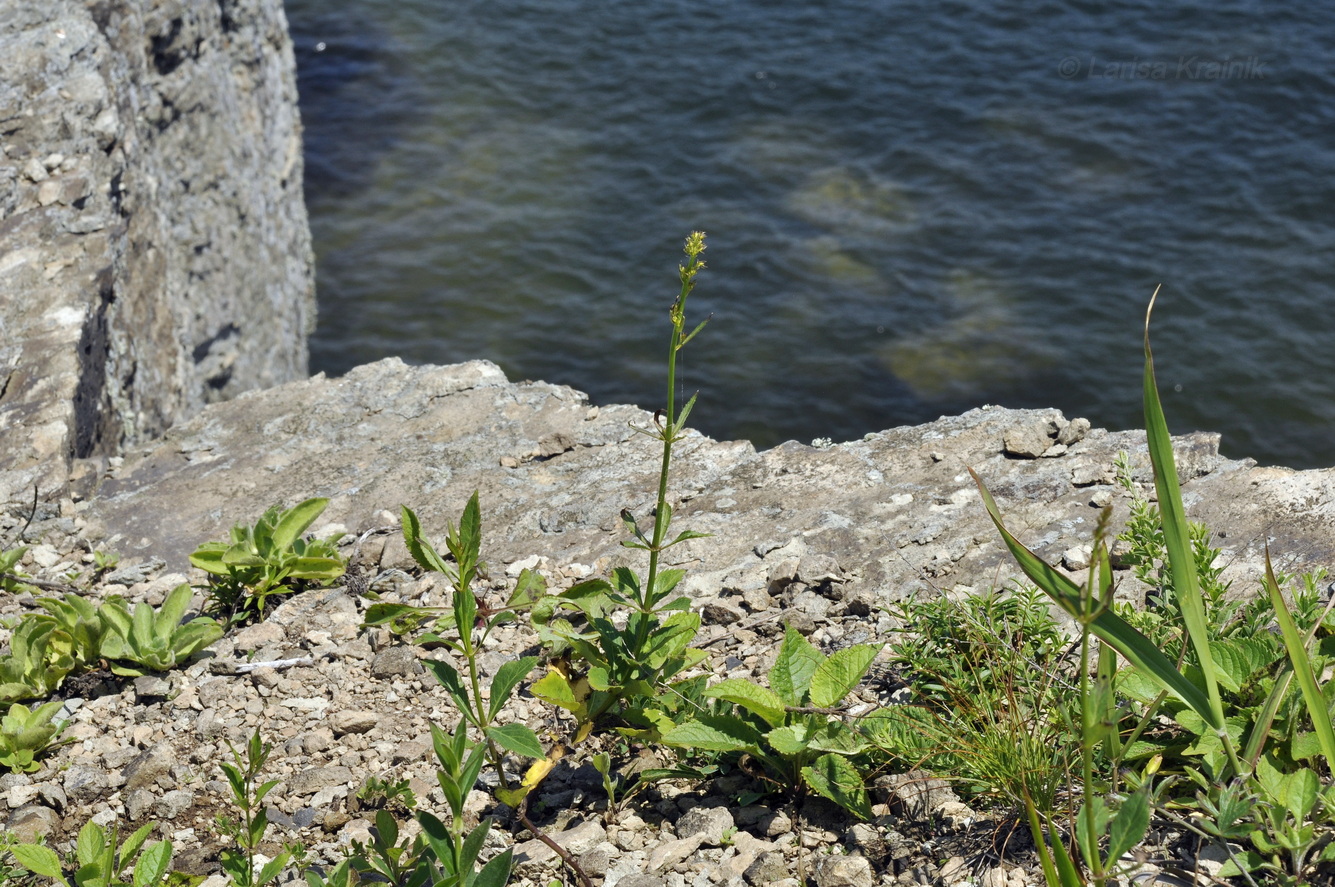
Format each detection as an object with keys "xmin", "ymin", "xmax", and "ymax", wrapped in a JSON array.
[{"xmin": 287, "ymin": 0, "xmax": 1335, "ymax": 469}]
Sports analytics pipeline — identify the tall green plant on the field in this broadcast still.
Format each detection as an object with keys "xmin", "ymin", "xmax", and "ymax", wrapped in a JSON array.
[
  {"xmin": 529, "ymin": 233, "xmax": 712, "ymax": 740},
  {"xmin": 974, "ymin": 291, "xmax": 1335, "ymax": 884}
]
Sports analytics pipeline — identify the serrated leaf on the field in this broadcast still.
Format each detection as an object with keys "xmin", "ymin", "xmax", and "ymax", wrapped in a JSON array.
[
  {"xmin": 810, "ymin": 644, "xmax": 879, "ymax": 709},
  {"xmin": 662, "ymin": 715, "xmax": 763, "ymax": 753},
  {"xmin": 485, "ymin": 723, "xmax": 546, "ymax": 760},
  {"xmin": 766, "ymin": 724, "xmax": 811, "ymax": 756},
  {"xmin": 704, "ymin": 679, "xmax": 786, "ymax": 727},
  {"xmin": 401, "ymin": 507, "xmax": 452, "ymax": 576},
  {"xmin": 802, "ymin": 753, "xmax": 871, "ymax": 819},
  {"xmin": 134, "ymin": 841, "xmax": 173, "ymax": 887},
  {"xmin": 14, "ymin": 844, "xmax": 65, "ymax": 879},
  {"xmin": 1209, "ymin": 637, "xmax": 1278, "ymax": 694},
  {"xmin": 770, "ymin": 627, "xmax": 823, "ymax": 707}
]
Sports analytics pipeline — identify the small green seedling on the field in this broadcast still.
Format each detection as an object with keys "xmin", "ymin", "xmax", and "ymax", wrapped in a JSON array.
[
  {"xmin": 217, "ymin": 731, "xmax": 289, "ymax": 887},
  {"xmin": 12, "ymin": 820, "xmax": 173, "ymax": 887},
  {"xmin": 99, "ymin": 585, "xmax": 223, "ymax": 676},
  {"xmin": 0, "ymin": 700, "xmax": 68, "ymax": 773},
  {"xmin": 190, "ymin": 499, "xmax": 345, "ymax": 624}
]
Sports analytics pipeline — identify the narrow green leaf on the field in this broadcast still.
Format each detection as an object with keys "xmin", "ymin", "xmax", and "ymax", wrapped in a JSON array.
[
  {"xmin": 459, "ymin": 820, "xmax": 492, "ymax": 877},
  {"xmin": 1264, "ymin": 550, "xmax": 1335, "ymax": 773},
  {"xmin": 401, "ymin": 507, "xmax": 452, "ymax": 576},
  {"xmin": 971, "ymin": 468, "xmax": 1216, "ymax": 724},
  {"xmin": 488, "ymin": 657, "xmax": 537, "ymax": 720},
  {"xmin": 1143, "ymin": 294, "xmax": 1227, "ymax": 750},
  {"xmin": 120, "ymin": 823, "xmax": 155, "ymax": 873},
  {"xmin": 810, "ymin": 644, "xmax": 880, "ymax": 709},
  {"xmin": 423, "ymin": 660, "xmax": 471, "ymax": 717}
]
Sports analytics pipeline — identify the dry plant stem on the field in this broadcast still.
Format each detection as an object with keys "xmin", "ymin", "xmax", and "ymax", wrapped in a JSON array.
[
  {"xmin": 518, "ymin": 797, "xmax": 593, "ymax": 887},
  {"xmin": 0, "ymin": 573, "xmax": 79, "ymax": 594}
]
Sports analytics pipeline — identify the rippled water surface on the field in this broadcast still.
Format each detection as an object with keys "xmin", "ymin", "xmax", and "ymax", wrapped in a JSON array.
[{"xmin": 287, "ymin": 0, "xmax": 1335, "ymax": 469}]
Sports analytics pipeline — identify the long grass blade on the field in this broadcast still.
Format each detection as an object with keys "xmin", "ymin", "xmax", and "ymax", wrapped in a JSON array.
[
  {"xmin": 1264, "ymin": 548, "xmax": 1335, "ymax": 773},
  {"xmin": 1143, "ymin": 291, "xmax": 1228, "ymax": 739},
  {"xmin": 972, "ymin": 469, "xmax": 1215, "ymax": 723}
]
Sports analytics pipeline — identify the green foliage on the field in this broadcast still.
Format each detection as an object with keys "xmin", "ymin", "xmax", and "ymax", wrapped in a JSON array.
[
  {"xmin": 529, "ymin": 234, "xmax": 712, "ymax": 742},
  {"xmin": 356, "ymin": 775, "xmax": 417, "ymax": 813},
  {"xmin": 974, "ymin": 294, "xmax": 1335, "ymax": 885},
  {"xmin": 876, "ymin": 587, "xmax": 1079, "ymax": 814},
  {"xmin": 34, "ymin": 594, "xmax": 111, "ymax": 673},
  {"xmin": 0, "ymin": 618, "xmax": 75, "ymax": 705},
  {"xmin": 190, "ymin": 499, "xmax": 345, "ymax": 625},
  {"xmin": 12, "ymin": 820, "xmax": 173, "ymax": 887},
  {"xmin": 0, "ymin": 547, "xmax": 33, "ymax": 594},
  {"xmin": 217, "ymin": 731, "xmax": 289, "ymax": 887},
  {"xmin": 662, "ymin": 626, "xmax": 880, "ymax": 819},
  {"xmin": 98, "ymin": 585, "xmax": 223, "ymax": 676},
  {"xmin": 0, "ymin": 700, "xmax": 67, "ymax": 773}
]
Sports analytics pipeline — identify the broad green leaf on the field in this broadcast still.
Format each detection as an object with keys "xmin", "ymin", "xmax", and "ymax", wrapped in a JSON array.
[
  {"xmin": 488, "ymin": 657, "xmax": 537, "ymax": 720},
  {"xmin": 530, "ymin": 670, "xmax": 583, "ymax": 713},
  {"xmin": 485, "ymin": 724, "xmax": 546, "ymax": 760},
  {"xmin": 802, "ymin": 753, "xmax": 871, "ymax": 820},
  {"xmin": 766, "ymin": 724, "xmax": 811, "ymax": 756},
  {"xmin": 1208, "ymin": 637, "xmax": 1277, "ymax": 694},
  {"xmin": 289, "ymin": 557, "xmax": 346, "ymax": 580},
  {"xmin": 810, "ymin": 644, "xmax": 880, "ymax": 709},
  {"xmin": 77, "ymin": 817, "xmax": 106, "ymax": 866},
  {"xmin": 257, "ymin": 854, "xmax": 289, "ymax": 887},
  {"xmin": 187, "ymin": 543, "xmax": 230, "ymax": 576},
  {"xmin": 156, "ymin": 584, "xmax": 193, "ymax": 636},
  {"xmin": 271, "ymin": 498, "xmax": 329, "ymax": 552},
  {"xmin": 459, "ymin": 819, "xmax": 491, "ymax": 875},
  {"xmin": 14, "ymin": 843, "xmax": 65, "ymax": 879},
  {"xmin": 662, "ymin": 715, "xmax": 763, "ymax": 753},
  {"xmin": 133, "ymin": 841, "xmax": 173, "ymax": 887},
  {"xmin": 806, "ymin": 720, "xmax": 870, "ymax": 755},
  {"xmin": 704, "ymin": 679, "xmax": 786, "ymax": 727},
  {"xmin": 473, "ymin": 848, "xmax": 514, "ymax": 887},
  {"xmin": 1107, "ymin": 790, "xmax": 1150, "ymax": 865},
  {"xmin": 770, "ymin": 627, "xmax": 823, "ymax": 707}
]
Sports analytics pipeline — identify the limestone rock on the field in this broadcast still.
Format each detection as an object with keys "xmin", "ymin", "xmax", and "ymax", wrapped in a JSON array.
[{"xmin": 0, "ymin": 0, "xmax": 313, "ymax": 502}]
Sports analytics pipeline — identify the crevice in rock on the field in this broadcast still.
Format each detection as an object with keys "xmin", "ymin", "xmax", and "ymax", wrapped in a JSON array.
[{"xmin": 72, "ymin": 270, "xmax": 117, "ymax": 460}]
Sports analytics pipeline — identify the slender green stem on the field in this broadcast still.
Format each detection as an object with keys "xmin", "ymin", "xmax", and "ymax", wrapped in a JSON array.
[{"xmin": 634, "ymin": 233, "xmax": 706, "ymax": 664}]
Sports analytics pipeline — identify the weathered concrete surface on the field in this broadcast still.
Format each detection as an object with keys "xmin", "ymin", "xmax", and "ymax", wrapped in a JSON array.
[
  {"xmin": 83, "ymin": 358, "xmax": 1335, "ymax": 609},
  {"xmin": 0, "ymin": 0, "xmax": 313, "ymax": 503}
]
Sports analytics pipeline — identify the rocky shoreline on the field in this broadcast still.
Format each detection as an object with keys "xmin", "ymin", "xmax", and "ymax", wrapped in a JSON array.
[{"xmin": 6, "ymin": 3, "xmax": 1335, "ymax": 887}]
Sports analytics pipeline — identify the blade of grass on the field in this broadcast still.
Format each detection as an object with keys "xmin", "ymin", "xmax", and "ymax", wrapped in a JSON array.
[
  {"xmin": 972, "ymin": 469, "xmax": 1214, "ymax": 721},
  {"xmin": 1142, "ymin": 289, "xmax": 1232, "ymax": 771},
  {"xmin": 1263, "ymin": 547, "xmax": 1335, "ymax": 773}
]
